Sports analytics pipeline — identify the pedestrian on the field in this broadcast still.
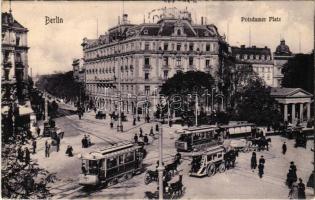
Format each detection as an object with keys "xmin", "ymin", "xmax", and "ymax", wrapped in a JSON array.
[
  {"xmin": 288, "ymin": 182, "xmax": 299, "ymax": 199},
  {"xmin": 133, "ymin": 117, "xmax": 136, "ymax": 126},
  {"xmin": 81, "ymin": 136, "xmax": 85, "ymax": 148},
  {"xmin": 45, "ymin": 140, "xmax": 51, "ymax": 158},
  {"xmin": 110, "ymin": 121, "xmax": 113, "ymax": 128},
  {"xmin": 259, "ymin": 155, "xmax": 265, "ymax": 165},
  {"xmin": 36, "ymin": 127, "xmax": 41, "ymax": 137},
  {"xmin": 66, "ymin": 145, "xmax": 73, "ymax": 157},
  {"xmin": 143, "ymin": 134, "xmax": 149, "ymax": 145},
  {"xmin": 298, "ymin": 178, "xmax": 306, "ymax": 199},
  {"xmin": 258, "ymin": 163, "xmax": 264, "ymax": 178},
  {"xmin": 155, "ymin": 124, "xmax": 159, "ymax": 132},
  {"xmin": 139, "ymin": 128, "xmax": 143, "ymax": 135},
  {"xmin": 17, "ymin": 145, "xmax": 23, "ymax": 162},
  {"xmin": 24, "ymin": 147, "xmax": 30, "ymax": 165},
  {"xmin": 251, "ymin": 152, "xmax": 257, "ymax": 172},
  {"xmin": 32, "ymin": 139, "xmax": 37, "ymax": 154},
  {"xmin": 150, "ymin": 127, "xmax": 154, "ymax": 136},
  {"xmin": 56, "ymin": 136, "xmax": 60, "ymax": 152},
  {"xmin": 137, "ymin": 116, "xmax": 140, "ymax": 121},
  {"xmin": 282, "ymin": 142, "xmax": 287, "ymax": 155},
  {"xmin": 134, "ymin": 133, "xmax": 138, "ymax": 143},
  {"xmin": 290, "ymin": 161, "xmax": 297, "ymax": 174},
  {"xmin": 175, "ymin": 151, "xmax": 182, "ymax": 164},
  {"xmin": 139, "ymin": 130, "xmax": 143, "ymax": 138}
]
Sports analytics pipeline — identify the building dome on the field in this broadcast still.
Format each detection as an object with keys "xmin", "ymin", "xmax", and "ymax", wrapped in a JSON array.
[{"xmin": 275, "ymin": 39, "xmax": 292, "ymax": 55}]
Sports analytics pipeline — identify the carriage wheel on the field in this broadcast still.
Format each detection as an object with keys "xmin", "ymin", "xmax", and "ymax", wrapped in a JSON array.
[
  {"xmin": 218, "ymin": 162, "xmax": 226, "ymax": 173},
  {"xmin": 207, "ymin": 163, "xmax": 216, "ymax": 177}
]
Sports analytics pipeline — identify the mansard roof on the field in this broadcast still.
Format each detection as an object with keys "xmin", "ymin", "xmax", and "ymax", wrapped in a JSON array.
[
  {"xmin": 83, "ymin": 17, "xmax": 222, "ymax": 49},
  {"xmin": 231, "ymin": 45, "xmax": 272, "ymax": 57}
]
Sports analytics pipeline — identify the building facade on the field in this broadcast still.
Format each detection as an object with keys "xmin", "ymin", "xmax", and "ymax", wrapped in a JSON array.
[
  {"xmin": 231, "ymin": 45, "xmax": 274, "ymax": 86},
  {"xmin": 273, "ymin": 39, "xmax": 294, "ymax": 87},
  {"xmin": 82, "ymin": 8, "xmax": 227, "ymax": 114},
  {"xmin": 2, "ymin": 11, "xmax": 29, "ymax": 104}
]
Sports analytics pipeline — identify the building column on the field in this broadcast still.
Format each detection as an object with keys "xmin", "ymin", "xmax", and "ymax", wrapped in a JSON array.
[
  {"xmin": 291, "ymin": 104, "xmax": 295, "ymax": 124},
  {"xmin": 307, "ymin": 103, "xmax": 311, "ymax": 120},
  {"xmin": 299, "ymin": 103, "xmax": 304, "ymax": 122},
  {"xmin": 284, "ymin": 104, "xmax": 288, "ymax": 122}
]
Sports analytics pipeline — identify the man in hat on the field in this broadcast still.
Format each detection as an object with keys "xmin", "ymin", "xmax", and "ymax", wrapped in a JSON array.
[
  {"xmin": 298, "ymin": 178, "xmax": 306, "ymax": 199},
  {"xmin": 282, "ymin": 142, "xmax": 287, "ymax": 155},
  {"xmin": 259, "ymin": 155, "xmax": 265, "ymax": 165}
]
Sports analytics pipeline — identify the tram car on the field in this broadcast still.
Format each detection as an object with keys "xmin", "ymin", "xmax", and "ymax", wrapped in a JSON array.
[
  {"xmin": 219, "ymin": 123, "xmax": 256, "ymax": 138},
  {"xmin": 189, "ymin": 145, "xmax": 228, "ymax": 177},
  {"xmin": 79, "ymin": 142, "xmax": 144, "ymax": 187},
  {"xmin": 175, "ymin": 125, "xmax": 220, "ymax": 152}
]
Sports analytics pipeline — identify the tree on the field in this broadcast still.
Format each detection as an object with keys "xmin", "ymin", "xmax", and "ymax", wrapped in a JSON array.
[
  {"xmin": 282, "ymin": 52, "xmax": 314, "ymax": 93},
  {"xmin": 1, "ymin": 141, "xmax": 56, "ymax": 199},
  {"xmin": 234, "ymin": 79, "xmax": 282, "ymax": 126},
  {"xmin": 159, "ymin": 71, "xmax": 215, "ymax": 124}
]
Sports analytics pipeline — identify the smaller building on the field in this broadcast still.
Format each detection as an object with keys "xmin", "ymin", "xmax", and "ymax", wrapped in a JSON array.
[
  {"xmin": 231, "ymin": 45, "xmax": 274, "ymax": 86},
  {"xmin": 271, "ymin": 87, "xmax": 312, "ymax": 124},
  {"xmin": 72, "ymin": 58, "xmax": 85, "ymax": 83},
  {"xmin": 273, "ymin": 39, "xmax": 294, "ymax": 87}
]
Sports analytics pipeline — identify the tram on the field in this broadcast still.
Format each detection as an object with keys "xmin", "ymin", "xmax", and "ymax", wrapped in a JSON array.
[
  {"xmin": 79, "ymin": 142, "xmax": 144, "ymax": 187},
  {"xmin": 219, "ymin": 122, "xmax": 257, "ymax": 138},
  {"xmin": 175, "ymin": 125, "xmax": 221, "ymax": 152}
]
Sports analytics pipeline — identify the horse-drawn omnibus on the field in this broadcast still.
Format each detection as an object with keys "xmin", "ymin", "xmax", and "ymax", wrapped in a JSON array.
[
  {"xmin": 190, "ymin": 145, "xmax": 230, "ymax": 177},
  {"xmin": 79, "ymin": 142, "xmax": 144, "ymax": 187},
  {"xmin": 175, "ymin": 125, "xmax": 221, "ymax": 152},
  {"xmin": 219, "ymin": 122, "xmax": 257, "ymax": 138}
]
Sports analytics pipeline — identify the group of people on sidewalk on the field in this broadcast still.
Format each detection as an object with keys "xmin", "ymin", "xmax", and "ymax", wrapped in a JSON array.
[
  {"xmin": 286, "ymin": 161, "xmax": 306, "ymax": 199},
  {"xmin": 250, "ymin": 152, "xmax": 265, "ymax": 178},
  {"xmin": 81, "ymin": 134, "xmax": 91, "ymax": 148}
]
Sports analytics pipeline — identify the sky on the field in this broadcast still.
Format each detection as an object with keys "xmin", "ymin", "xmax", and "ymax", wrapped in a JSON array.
[{"xmin": 2, "ymin": 1, "xmax": 314, "ymax": 75}]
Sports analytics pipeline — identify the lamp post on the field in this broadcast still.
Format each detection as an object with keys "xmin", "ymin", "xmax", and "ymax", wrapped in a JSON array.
[
  {"xmin": 115, "ymin": 57, "xmax": 123, "ymax": 132},
  {"xmin": 156, "ymin": 95, "xmax": 164, "ymax": 200},
  {"xmin": 44, "ymin": 92, "xmax": 48, "ymax": 122},
  {"xmin": 195, "ymin": 93, "xmax": 198, "ymax": 126}
]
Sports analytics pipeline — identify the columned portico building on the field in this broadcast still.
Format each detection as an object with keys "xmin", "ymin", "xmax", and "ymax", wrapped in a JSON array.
[{"xmin": 271, "ymin": 88, "xmax": 312, "ymax": 124}]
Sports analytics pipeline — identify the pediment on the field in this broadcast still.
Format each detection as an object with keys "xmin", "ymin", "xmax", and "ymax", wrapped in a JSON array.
[{"xmin": 290, "ymin": 91, "xmax": 310, "ymax": 97}]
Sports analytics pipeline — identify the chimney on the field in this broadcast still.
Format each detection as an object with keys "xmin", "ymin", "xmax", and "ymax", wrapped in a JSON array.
[
  {"xmin": 201, "ymin": 17, "xmax": 204, "ymax": 25},
  {"xmin": 241, "ymin": 45, "xmax": 245, "ymax": 48}
]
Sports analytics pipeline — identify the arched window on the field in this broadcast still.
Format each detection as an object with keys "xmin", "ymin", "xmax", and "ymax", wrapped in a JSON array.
[{"xmin": 177, "ymin": 29, "xmax": 181, "ymax": 35}]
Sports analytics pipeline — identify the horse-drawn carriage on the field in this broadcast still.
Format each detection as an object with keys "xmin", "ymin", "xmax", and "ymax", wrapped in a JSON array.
[
  {"xmin": 43, "ymin": 121, "xmax": 64, "ymax": 146},
  {"xmin": 95, "ymin": 110, "xmax": 106, "ymax": 119},
  {"xmin": 295, "ymin": 131, "xmax": 307, "ymax": 148},
  {"xmin": 189, "ymin": 145, "xmax": 236, "ymax": 177},
  {"xmin": 144, "ymin": 156, "xmax": 181, "ymax": 185}
]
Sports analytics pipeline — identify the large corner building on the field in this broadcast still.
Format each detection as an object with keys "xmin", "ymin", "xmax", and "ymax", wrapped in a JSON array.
[{"xmin": 82, "ymin": 8, "xmax": 227, "ymax": 114}]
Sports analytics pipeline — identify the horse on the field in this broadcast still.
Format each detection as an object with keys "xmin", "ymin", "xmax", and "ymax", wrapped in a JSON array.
[{"xmin": 165, "ymin": 160, "xmax": 180, "ymax": 177}]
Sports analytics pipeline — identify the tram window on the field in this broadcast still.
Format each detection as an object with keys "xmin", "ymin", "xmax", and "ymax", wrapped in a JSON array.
[
  {"xmin": 89, "ymin": 160, "xmax": 99, "ymax": 174},
  {"xmin": 213, "ymin": 154, "xmax": 217, "ymax": 160},
  {"xmin": 218, "ymin": 153, "xmax": 222, "ymax": 158},
  {"xmin": 119, "ymin": 155, "xmax": 124, "ymax": 165},
  {"xmin": 107, "ymin": 157, "xmax": 118, "ymax": 169},
  {"xmin": 207, "ymin": 155, "xmax": 212, "ymax": 161},
  {"xmin": 125, "ymin": 152, "xmax": 134, "ymax": 162}
]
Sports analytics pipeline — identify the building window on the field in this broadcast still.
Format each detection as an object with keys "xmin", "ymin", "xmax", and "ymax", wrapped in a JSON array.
[
  {"xmin": 163, "ymin": 57, "xmax": 169, "ymax": 66},
  {"xmin": 144, "ymin": 73, "xmax": 149, "ymax": 80},
  {"xmin": 206, "ymin": 59, "xmax": 210, "ymax": 66},
  {"xmin": 144, "ymin": 29, "xmax": 148, "ymax": 35},
  {"xmin": 189, "ymin": 57, "xmax": 194, "ymax": 66},
  {"xmin": 256, "ymin": 55, "xmax": 259, "ymax": 60},
  {"xmin": 177, "ymin": 43, "xmax": 181, "ymax": 51},
  {"xmin": 250, "ymin": 54, "xmax": 253, "ymax": 59},
  {"xmin": 189, "ymin": 43, "xmax": 194, "ymax": 51},
  {"xmin": 176, "ymin": 57, "xmax": 181, "ymax": 66},
  {"xmin": 267, "ymin": 55, "xmax": 270, "ymax": 60},
  {"xmin": 177, "ymin": 29, "xmax": 181, "ymax": 35},
  {"xmin": 184, "ymin": 44, "xmax": 187, "ymax": 51},
  {"xmin": 145, "ymin": 42, "xmax": 150, "ymax": 50},
  {"xmin": 145, "ymin": 86, "xmax": 150, "ymax": 96},
  {"xmin": 206, "ymin": 44, "xmax": 210, "ymax": 51},
  {"xmin": 244, "ymin": 54, "xmax": 248, "ymax": 59},
  {"xmin": 172, "ymin": 43, "xmax": 175, "ymax": 51},
  {"xmin": 144, "ymin": 57, "xmax": 150, "ymax": 65},
  {"xmin": 164, "ymin": 43, "xmax": 168, "ymax": 51},
  {"xmin": 163, "ymin": 70, "xmax": 168, "ymax": 79}
]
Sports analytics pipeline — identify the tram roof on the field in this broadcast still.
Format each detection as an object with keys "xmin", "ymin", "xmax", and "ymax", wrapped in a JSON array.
[
  {"xmin": 219, "ymin": 123, "xmax": 256, "ymax": 129},
  {"xmin": 82, "ymin": 142, "xmax": 140, "ymax": 160},
  {"xmin": 177, "ymin": 125, "xmax": 218, "ymax": 134}
]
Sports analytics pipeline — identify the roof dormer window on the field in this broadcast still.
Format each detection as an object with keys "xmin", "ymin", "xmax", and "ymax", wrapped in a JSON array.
[{"xmin": 143, "ymin": 29, "xmax": 148, "ymax": 35}]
